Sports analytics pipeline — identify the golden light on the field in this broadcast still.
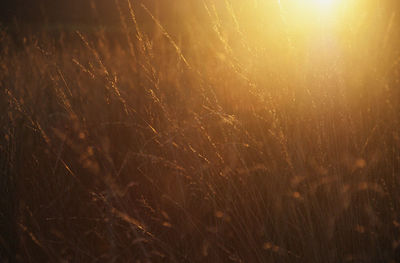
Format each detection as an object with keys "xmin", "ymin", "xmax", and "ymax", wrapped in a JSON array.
[
  {"xmin": 279, "ymin": 0, "xmax": 345, "ymax": 32},
  {"xmin": 312, "ymin": 0, "xmax": 335, "ymax": 10},
  {"xmin": 292, "ymin": 0, "xmax": 340, "ymax": 17}
]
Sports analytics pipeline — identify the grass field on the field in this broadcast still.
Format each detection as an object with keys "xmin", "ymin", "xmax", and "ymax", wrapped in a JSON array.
[{"xmin": 1, "ymin": 0, "xmax": 400, "ymax": 262}]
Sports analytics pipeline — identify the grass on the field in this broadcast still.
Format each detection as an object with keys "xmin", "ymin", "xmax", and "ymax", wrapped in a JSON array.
[{"xmin": 1, "ymin": 0, "xmax": 400, "ymax": 262}]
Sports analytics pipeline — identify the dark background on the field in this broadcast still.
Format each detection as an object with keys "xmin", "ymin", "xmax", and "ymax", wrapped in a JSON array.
[
  {"xmin": 0, "ymin": 0, "xmax": 179, "ymax": 32},
  {"xmin": 0, "ymin": 0, "xmax": 209, "ymax": 45},
  {"xmin": 0, "ymin": 0, "xmax": 135, "ymax": 29}
]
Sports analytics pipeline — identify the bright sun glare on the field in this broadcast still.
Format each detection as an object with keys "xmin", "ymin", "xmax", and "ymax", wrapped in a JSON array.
[
  {"xmin": 286, "ymin": 0, "xmax": 339, "ymax": 13},
  {"xmin": 304, "ymin": 0, "xmax": 338, "ymax": 14},
  {"xmin": 313, "ymin": 0, "xmax": 334, "ymax": 9},
  {"xmin": 280, "ymin": 0, "xmax": 343, "ymax": 29}
]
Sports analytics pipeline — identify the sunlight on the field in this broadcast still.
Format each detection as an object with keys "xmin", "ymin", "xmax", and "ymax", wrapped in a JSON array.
[
  {"xmin": 279, "ymin": 0, "xmax": 344, "ymax": 32},
  {"xmin": 295, "ymin": 0, "xmax": 340, "ymax": 17},
  {"xmin": 312, "ymin": 0, "xmax": 335, "ymax": 11}
]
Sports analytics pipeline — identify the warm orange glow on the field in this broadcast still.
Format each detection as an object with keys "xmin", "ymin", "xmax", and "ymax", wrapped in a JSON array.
[
  {"xmin": 276, "ymin": 0, "xmax": 350, "ymax": 43},
  {"xmin": 279, "ymin": 0, "xmax": 343, "ymax": 25},
  {"xmin": 3, "ymin": 0, "xmax": 400, "ymax": 261}
]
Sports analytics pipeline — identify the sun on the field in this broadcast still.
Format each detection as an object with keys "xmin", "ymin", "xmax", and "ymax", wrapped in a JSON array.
[
  {"xmin": 298, "ymin": 0, "xmax": 338, "ymax": 14},
  {"xmin": 314, "ymin": 0, "xmax": 334, "ymax": 7},
  {"xmin": 280, "ymin": 0, "xmax": 341, "ymax": 24},
  {"xmin": 280, "ymin": 0, "xmax": 340, "ymax": 16},
  {"xmin": 313, "ymin": 0, "xmax": 335, "ymax": 10}
]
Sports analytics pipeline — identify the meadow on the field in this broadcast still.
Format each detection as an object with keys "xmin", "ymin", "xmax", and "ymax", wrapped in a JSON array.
[{"xmin": 1, "ymin": 0, "xmax": 400, "ymax": 262}]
